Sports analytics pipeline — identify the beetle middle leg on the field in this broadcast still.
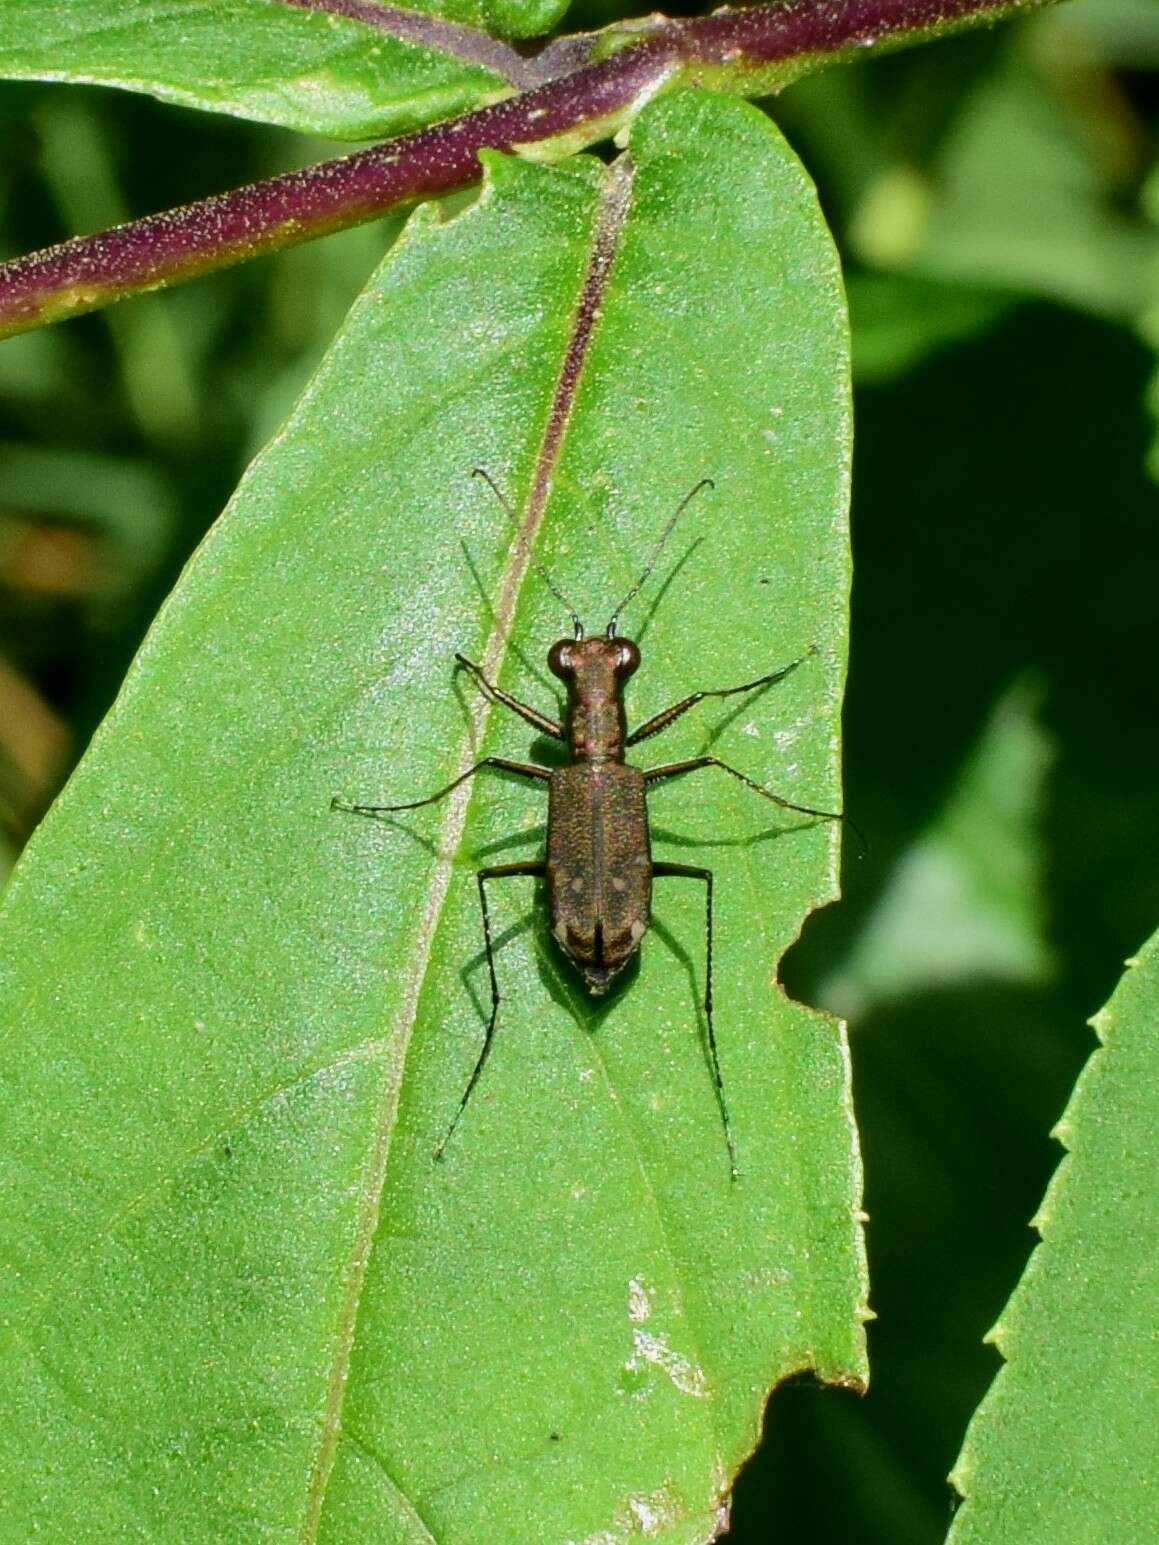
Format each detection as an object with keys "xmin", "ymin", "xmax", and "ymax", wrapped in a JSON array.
[
  {"xmin": 653, "ymin": 860, "xmax": 737, "ymax": 1181},
  {"xmin": 644, "ymin": 754, "xmax": 857, "ymax": 840},
  {"xmin": 332, "ymin": 754, "xmax": 550, "ymax": 815},
  {"xmin": 437, "ymin": 860, "xmax": 546, "ymax": 1160}
]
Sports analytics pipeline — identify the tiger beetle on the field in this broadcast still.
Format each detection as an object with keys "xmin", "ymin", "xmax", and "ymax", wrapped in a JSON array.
[{"xmin": 333, "ymin": 473, "xmax": 852, "ymax": 1178}]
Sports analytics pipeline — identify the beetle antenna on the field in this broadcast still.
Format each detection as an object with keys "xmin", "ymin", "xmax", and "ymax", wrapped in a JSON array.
[
  {"xmin": 472, "ymin": 468, "xmax": 584, "ymax": 640},
  {"xmin": 606, "ymin": 478, "xmax": 714, "ymax": 638}
]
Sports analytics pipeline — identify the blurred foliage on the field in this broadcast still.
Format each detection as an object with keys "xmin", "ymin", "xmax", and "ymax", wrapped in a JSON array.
[
  {"xmin": 0, "ymin": 87, "xmax": 402, "ymax": 862},
  {"xmin": 0, "ymin": 0, "xmax": 1155, "ymax": 1538}
]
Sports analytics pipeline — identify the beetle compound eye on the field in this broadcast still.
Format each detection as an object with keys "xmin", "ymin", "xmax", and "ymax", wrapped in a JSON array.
[
  {"xmin": 616, "ymin": 641, "xmax": 641, "ymax": 677},
  {"xmin": 547, "ymin": 640, "xmax": 572, "ymax": 678}
]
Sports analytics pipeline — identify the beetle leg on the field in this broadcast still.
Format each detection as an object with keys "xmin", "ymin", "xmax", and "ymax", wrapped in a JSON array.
[
  {"xmin": 332, "ymin": 755, "xmax": 550, "ymax": 816},
  {"xmin": 643, "ymin": 754, "xmax": 864, "ymax": 852},
  {"xmin": 653, "ymin": 861, "xmax": 736, "ymax": 1181},
  {"xmin": 626, "ymin": 652, "xmax": 811, "ymax": 747},
  {"xmin": 436, "ymin": 861, "xmax": 546, "ymax": 1160},
  {"xmin": 455, "ymin": 654, "xmax": 564, "ymax": 740}
]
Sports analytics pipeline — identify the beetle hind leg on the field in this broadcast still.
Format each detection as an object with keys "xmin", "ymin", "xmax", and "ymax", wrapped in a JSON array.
[
  {"xmin": 436, "ymin": 860, "xmax": 545, "ymax": 1160},
  {"xmin": 653, "ymin": 860, "xmax": 737, "ymax": 1181}
]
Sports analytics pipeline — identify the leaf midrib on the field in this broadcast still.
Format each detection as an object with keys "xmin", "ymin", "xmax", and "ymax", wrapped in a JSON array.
[{"xmin": 299, "ymin": 162, "xmax": 633, "ymax": 1542}]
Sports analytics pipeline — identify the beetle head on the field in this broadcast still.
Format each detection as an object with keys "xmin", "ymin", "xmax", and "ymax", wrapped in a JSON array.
[{"xmin": 548, "ymin": 636, "xmax": 639, "ymax": 680}]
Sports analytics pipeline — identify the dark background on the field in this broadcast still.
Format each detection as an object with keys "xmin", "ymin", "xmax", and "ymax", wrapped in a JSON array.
[{"xmin": 1, "ymin": 1, "xmax": 1155, "ymax": 1538}]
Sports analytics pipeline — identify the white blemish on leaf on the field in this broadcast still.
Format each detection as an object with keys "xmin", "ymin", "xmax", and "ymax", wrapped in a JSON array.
[
  {"xmin": 627, "ymin": 1276, "xmax": 652, "ymax": 1324},
  {"xmin": 566, "ymin": 1484, "xmax": 680, "ymax": 1543},
  {"xmin": 627, "ymin": 1488, "xmax": 676, "ymax": 1534},
  {"xmin": 627, "ymin": 1330, "xmax": 709, "ymax": 1398}
]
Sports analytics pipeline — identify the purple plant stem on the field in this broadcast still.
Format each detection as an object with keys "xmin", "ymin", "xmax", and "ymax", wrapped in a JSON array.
[{"xmin": 0, "ymin": 0, "xmax": 1048, "ymax": 338}]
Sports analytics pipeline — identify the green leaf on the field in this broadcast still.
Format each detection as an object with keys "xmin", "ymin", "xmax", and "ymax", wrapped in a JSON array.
[
  {"xmin": 0, "ymin": 90, "xmax": 864, "ymax": 1541},
  {"xmin": 948, "ymin": 926, "xmax": 1159, "ymax": 1544},
  {"xmin": 0, "ymin": 0, "xmax": 563, "ymax": 141},
  {"xmin": 820, "ymin": 675, "xmax": 1056, "ymax": 1019}
]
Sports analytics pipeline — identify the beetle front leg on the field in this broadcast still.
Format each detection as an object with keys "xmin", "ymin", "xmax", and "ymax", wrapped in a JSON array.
[
  {"xmin": 626, "ymin": 651, "xmax": 812, "ymax": 747},
  {"xmin": 455, "ymin": 654, "xmax": 564, "ymax": 741}
]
